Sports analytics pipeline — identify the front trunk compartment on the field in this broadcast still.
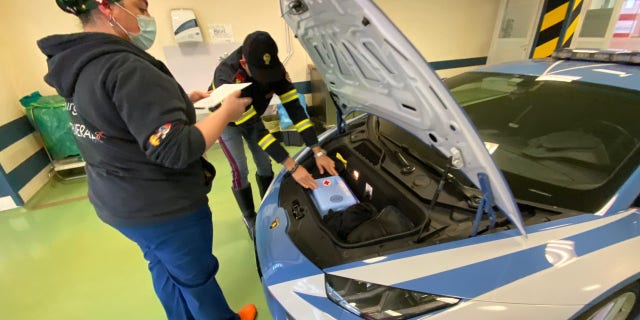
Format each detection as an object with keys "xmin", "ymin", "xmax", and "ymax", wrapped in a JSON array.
[{"xmin": 278, "ymin": 116, "xmax": 577, "ymax": 269}]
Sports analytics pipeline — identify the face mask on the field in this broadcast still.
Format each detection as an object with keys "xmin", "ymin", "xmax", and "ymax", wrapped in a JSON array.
[{"xmin": 111, "ymin": 3, "xmax": 157, "ymax": 50}]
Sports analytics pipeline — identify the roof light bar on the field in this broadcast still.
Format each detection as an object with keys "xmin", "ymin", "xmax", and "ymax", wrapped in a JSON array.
[{"xmin": 552, "ymin": 48, "xmax": 640, "ymax": 65}]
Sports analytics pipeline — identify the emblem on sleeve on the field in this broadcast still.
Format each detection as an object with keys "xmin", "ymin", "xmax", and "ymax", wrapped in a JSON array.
[{"xmin": 148, "ymin": 123, "xmax": 172, "ymax": 147}]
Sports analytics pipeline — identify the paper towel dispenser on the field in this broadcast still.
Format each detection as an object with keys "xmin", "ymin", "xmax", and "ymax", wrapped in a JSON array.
[{"xmin": 171, "ymin": 9, "xmax": 204, "ymax": 43}]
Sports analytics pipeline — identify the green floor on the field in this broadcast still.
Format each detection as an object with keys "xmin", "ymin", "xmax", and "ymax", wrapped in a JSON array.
[{"xmin": 0, "ymin": 144, "xmax": 301, "ymax": 319}]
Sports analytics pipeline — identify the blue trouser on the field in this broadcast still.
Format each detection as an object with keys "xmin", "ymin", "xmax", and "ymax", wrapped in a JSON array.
[
  {"xmin": 219, "ymin": 123, "xmax": 273, "ymax": 190},
  {"xmin": 114, "ymin": 206, "xmax": 238, "ymax": 320}
]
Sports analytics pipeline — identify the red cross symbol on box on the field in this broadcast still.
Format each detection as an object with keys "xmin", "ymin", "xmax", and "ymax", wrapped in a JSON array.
[{"xmin": 323, "ymin": 179, "xmax": 331, "ymax": 187}]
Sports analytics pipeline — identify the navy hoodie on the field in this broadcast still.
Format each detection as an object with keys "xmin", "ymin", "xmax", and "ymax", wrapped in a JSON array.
[{"xmin": 38, "ymin": 32, "xmax": 213, "ymax": 226}]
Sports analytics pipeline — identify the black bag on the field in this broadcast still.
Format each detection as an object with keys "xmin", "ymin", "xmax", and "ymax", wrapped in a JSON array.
[
  {"xmin": 323, "ymin": 202, "xmax": 377, "ymax": 240},
  {"xmin": 346, "ymin": 205, "xmax": 414, "ymax": 243}
]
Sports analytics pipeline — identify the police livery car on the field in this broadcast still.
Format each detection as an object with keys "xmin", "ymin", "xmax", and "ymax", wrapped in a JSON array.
[{"xmin": 255, "ymin": 0, "xmax": 640, "ymax": 319}]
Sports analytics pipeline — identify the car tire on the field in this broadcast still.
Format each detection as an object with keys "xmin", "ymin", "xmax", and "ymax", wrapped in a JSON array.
[{"xmin": 576, "ymin": 282, "xmax": 639, "ymax": 320}]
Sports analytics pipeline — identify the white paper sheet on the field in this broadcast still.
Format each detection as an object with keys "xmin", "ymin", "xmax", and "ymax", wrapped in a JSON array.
[{"xmin": 193, "ymin": 83, "xmax": 252, "ymax": 110}]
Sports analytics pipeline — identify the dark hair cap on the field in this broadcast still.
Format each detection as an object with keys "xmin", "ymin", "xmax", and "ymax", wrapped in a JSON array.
[{"xmin": 56, "ymin": 0, "xmax": 117, "ymax": 15}]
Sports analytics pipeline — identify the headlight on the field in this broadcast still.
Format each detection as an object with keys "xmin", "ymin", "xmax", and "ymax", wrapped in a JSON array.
[{"xmin": 325, "ymin": 274, "xmax": 460, "ymax": 319}]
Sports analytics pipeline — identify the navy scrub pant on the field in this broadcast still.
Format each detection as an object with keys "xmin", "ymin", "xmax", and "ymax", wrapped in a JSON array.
[{"xmin": 114, "ymin": 206, "xmax": 238, "ymax": 320}]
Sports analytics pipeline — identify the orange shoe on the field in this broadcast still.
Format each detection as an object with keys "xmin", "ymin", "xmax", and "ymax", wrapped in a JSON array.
[{"xmin": 237, "ymin": 304, "xmax": 257, "ymax": 320}]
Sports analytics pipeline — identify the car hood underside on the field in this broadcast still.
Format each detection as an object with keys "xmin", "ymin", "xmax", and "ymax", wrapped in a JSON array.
[{"xmin": 280, "ymin": 0, "xmax": 526, "ymax": 234}]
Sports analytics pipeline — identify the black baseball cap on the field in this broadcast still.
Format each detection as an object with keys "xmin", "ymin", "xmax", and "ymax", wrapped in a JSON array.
[{"xmin": 242, "ymin": 31, "xmax": 285, "ymax": 84}]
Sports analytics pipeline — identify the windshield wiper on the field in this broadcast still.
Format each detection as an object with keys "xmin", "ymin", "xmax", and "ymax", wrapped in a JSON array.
[
  {"xmin": 378, "ymin": 135, "xmax": 416, "ymax": 175},
  {"xmin": 374, "ymin": 118, "xmax": 435, "ymax": 177},
  {"xmin": 375, "ymin": 118, "xmax": 479, "ymax": 203}
]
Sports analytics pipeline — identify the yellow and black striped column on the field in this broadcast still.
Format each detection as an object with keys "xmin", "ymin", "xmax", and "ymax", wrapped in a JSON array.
[
  {"xmin": 531, "ymin": 0, "xmax": 583, "ymax": 58},
  {"xmin": 560, "ymin": 0, "xmax": 583, "ymax": 48}
]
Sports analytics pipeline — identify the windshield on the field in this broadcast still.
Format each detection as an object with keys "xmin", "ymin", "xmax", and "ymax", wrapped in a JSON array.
[{"xmin": 438, "ymin": 71, "xmax": 640, "ymax": 212}]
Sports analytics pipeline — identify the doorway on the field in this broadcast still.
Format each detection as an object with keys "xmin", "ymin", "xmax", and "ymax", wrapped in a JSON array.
[
  {"xmin": 572, "ymin": 0, "xmax": 640, "ymax": 49},
  {"xmin": 487, "ymin": 0, "xmax": 545, "ymax": 65}
]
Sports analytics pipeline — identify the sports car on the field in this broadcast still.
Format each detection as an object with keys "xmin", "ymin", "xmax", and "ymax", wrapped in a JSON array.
[{"xmin": 255, "ymin": 0, "xmax": 640, "ymax": 319}]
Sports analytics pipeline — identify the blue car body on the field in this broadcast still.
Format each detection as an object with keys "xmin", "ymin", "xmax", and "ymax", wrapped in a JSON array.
[{"xmin": 256, "ymin": 1, "xmax": 640, "ymax": 319}]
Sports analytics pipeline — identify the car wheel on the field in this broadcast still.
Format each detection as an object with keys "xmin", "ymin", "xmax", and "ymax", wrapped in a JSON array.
[{"xmin": 578, "ymin": 282, "xmax": 639, "ymax": 320}]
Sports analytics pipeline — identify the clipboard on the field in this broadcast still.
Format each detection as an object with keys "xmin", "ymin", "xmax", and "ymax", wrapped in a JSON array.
[{"xmin": 193, "ymin": 83, "xmax": 252, "ymax": 110}]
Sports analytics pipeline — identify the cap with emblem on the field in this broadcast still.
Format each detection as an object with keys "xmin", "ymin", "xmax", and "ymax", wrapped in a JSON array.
[{"xmin": 242, "ymin": 31, "xmax": 285, "ymax": 84}]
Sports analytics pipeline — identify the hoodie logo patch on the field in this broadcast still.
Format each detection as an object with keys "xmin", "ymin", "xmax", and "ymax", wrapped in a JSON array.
[
  {"xmin": 148, "ymin": 123, "xmax": 172, "ymax": 147},
  {"xmin": 235, "ymin": 72, "xmax": 246, "ymax": 83}
]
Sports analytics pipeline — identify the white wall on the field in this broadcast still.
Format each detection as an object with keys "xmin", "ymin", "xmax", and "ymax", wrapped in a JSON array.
[
  {"xmin": 1, "ymin": 0, "xmax": 501, "ymax": 103},
  {"xmin": 0, "ymin": 0, "xmax": 501, "ymax": 207},
  {"xmin": 0, "ymin": 1, "xmax": 65, "ymax": 209},
  {"xmin": 375, "ymin": 0, "xmax": 501, "ymax": 78}
]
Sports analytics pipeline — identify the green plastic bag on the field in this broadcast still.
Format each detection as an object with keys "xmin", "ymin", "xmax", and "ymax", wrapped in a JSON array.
[{"xmin": 20, "ymin": 92, "xmax": 81, "ymax": 161}]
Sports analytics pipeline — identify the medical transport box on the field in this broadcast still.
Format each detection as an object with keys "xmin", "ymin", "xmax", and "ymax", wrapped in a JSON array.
[{"xmin": 310, "ymin": 176, "xmax": 359, "ymax": 217}]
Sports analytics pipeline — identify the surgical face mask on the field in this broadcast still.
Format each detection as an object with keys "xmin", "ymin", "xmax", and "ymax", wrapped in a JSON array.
[{"xmin": 111, "ymin": 3, "xmax": 157, "ymax": 50}]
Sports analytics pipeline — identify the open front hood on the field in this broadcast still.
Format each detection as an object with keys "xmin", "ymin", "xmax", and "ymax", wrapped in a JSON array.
[{"xmin": 281, "ymin": 0, "xmax": 526, "ymax": 236}]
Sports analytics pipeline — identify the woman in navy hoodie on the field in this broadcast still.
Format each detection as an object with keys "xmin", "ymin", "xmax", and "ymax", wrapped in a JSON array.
[{"xmin": 38, "ymin": 1, "xmax": 257, "ymax": 319}]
